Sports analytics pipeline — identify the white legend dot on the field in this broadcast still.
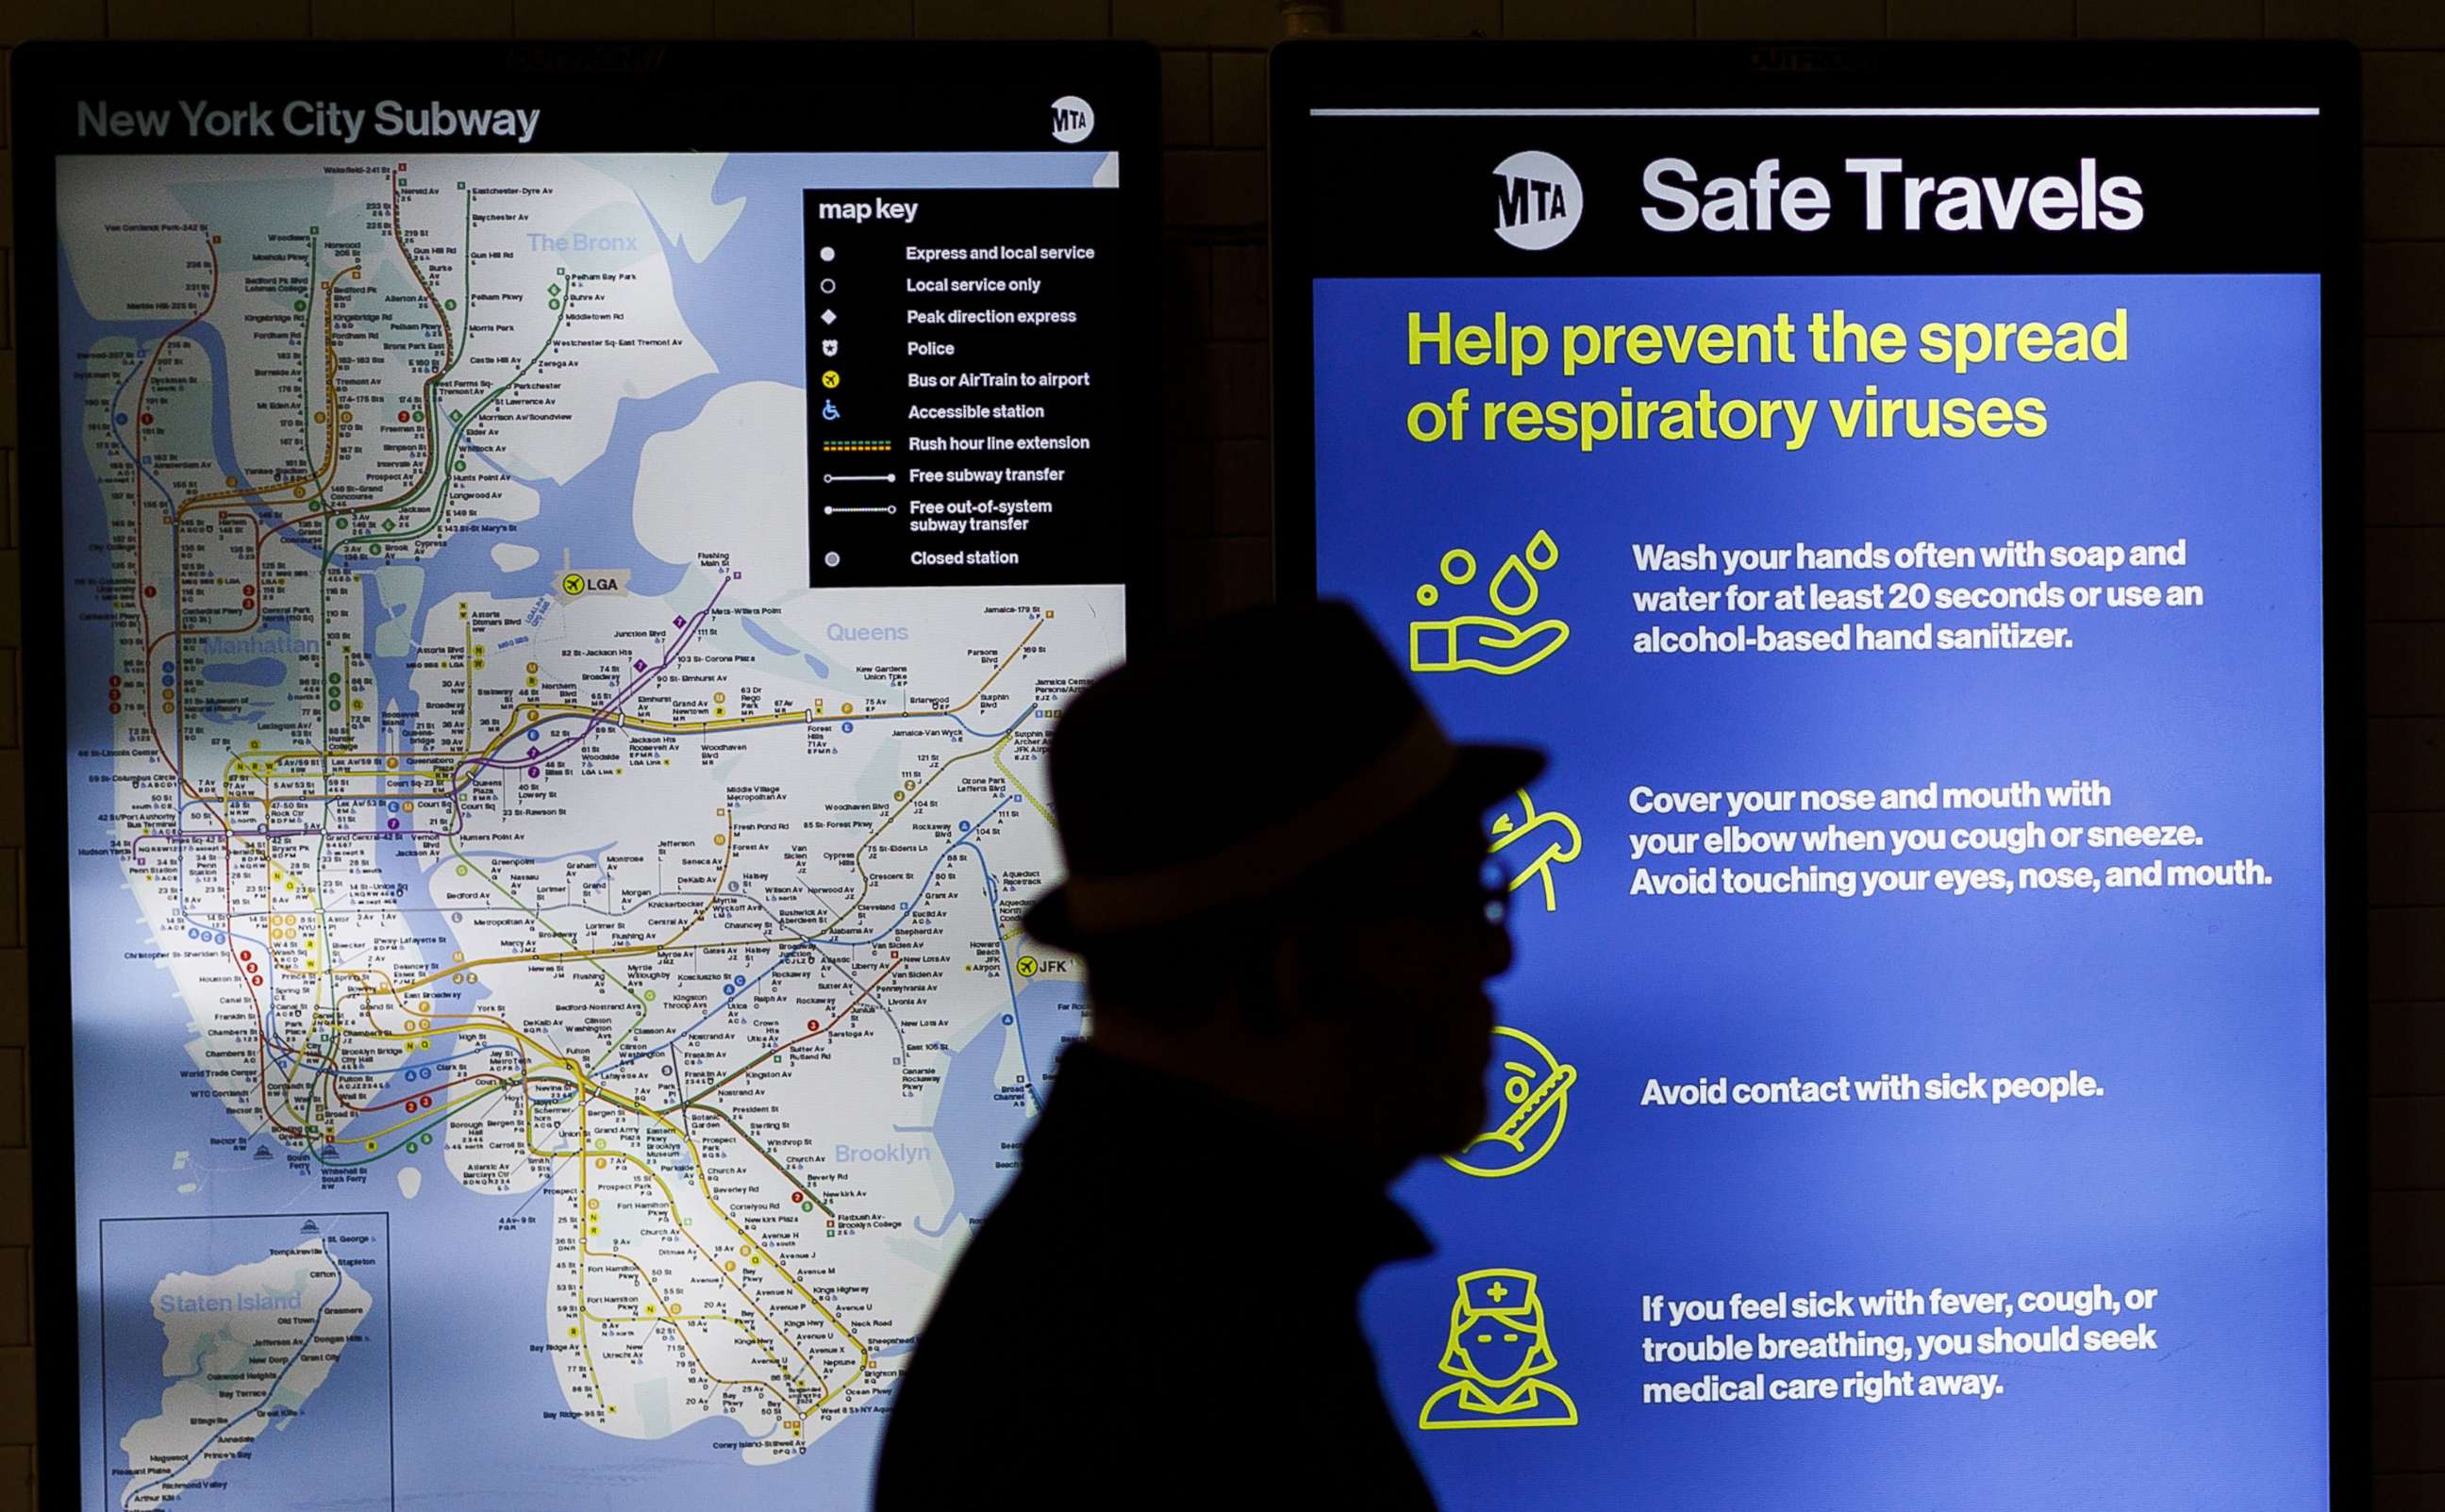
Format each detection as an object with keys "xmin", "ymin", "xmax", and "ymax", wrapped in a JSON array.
[{"xmin": 819, "ymin": 246, "xmax": 836, "ymax": 262}]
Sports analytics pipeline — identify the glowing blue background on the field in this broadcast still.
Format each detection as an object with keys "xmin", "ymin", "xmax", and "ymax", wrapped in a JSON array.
[{"xmin": 1316, "ymin": 274, "xmax": 2328, "ymax": 1509}]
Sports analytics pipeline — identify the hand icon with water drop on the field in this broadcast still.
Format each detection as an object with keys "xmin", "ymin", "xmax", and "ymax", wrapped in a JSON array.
[
  {"xmin": 1409, "ymin": 615, "xmax": 1571, "ymax": 676},
  {"xmin": 1407, "ymin": 531, "xmax": 1569, "ymax": 676},
  {"xmin": 1489, "ymin": 530, "xmax": 1559, "ymax": 615}
]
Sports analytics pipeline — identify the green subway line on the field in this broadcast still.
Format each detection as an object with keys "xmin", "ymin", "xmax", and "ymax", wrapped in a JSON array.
[{"xmin": 342, "ymin": 270, "xmax": 569, "ymax": 552}]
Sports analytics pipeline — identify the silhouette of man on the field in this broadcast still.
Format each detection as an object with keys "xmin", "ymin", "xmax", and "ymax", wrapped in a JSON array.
[{"xmin": 874, "ymin": 602, "xmax": 1539, "ymax": 1510}]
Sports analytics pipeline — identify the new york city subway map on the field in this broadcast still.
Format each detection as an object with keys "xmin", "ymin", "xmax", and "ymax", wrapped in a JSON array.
[{"xmin": 58, "ymin": 150, "xmax": 1119, "ymax": 1505}]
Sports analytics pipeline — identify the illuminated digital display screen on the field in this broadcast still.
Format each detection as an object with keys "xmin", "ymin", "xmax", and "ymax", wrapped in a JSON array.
[
  {"xmin": 1274, "ymin": 40, "xmax": 2358, "ymax": 1508},
  {"xmin": 16, "ymin": 42, "xmax": 1154, "ymax": 1510}
]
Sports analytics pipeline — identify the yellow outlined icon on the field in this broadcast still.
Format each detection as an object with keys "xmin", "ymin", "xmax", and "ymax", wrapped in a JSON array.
[
  {"xmin": 1444, "ymin": 1025, "xmax": 1576, "ymax": 1179},
  {"xmin": 1420, "ymin": 1268, "xmax": 1579, "ymax": 1430},
  {"xmin": 1489, "ymin": 789, "xmax": 1581, "ymax": 912},
  {"xmin": 1410, "ymin": 530, "xmax": 1568, "ymax": 676}
]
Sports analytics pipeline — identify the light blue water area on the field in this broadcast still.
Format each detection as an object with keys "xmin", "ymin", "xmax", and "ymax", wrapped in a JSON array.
[
  {"xmin": 1018, "ymin": 978, "xmax": 1088, "ymax": 1101},
  {"xmin": 928, "ymin": 976, "xmax": 1086, "ymax": 1230},
  {"xmin": 738, "ymin": 614, "xmax": 833, "ymax": 679}
]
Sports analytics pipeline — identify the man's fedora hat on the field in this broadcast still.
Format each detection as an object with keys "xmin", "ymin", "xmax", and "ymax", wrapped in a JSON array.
[{"xmin": 1022, "ymin": 600, "xmax": 1544, "ymax": 948}]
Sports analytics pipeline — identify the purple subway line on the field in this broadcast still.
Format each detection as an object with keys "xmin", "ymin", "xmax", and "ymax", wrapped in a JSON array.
[{"xmin": 136, "ymin": 573, "xmax": 735, "ymax": 850}]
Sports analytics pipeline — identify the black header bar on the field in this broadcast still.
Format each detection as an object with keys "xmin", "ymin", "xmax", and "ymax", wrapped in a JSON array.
[
  {"xmin": 1276, "ymin": 40, "xmax": 2356, "ymax": 277},
  {"xmin": 13, "ymin": 40, "xmax": 1152, "ymax": 157}
]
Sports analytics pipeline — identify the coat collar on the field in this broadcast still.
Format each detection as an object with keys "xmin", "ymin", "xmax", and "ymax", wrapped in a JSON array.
[{"xmin": 1023, "ymin": 1040, "xmax": 1434, "ymax": 1281}]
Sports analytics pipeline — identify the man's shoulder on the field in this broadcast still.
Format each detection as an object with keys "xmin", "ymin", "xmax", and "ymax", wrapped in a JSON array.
[{"xmin": 935, "ymin": 1166, "xmax": 1241, "ymax": 1321}]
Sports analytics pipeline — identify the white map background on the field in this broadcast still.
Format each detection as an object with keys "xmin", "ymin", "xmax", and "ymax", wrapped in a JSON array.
[{"xmin": 63, "ymin": 150, "xmax": 1120, "ymax": 1508}]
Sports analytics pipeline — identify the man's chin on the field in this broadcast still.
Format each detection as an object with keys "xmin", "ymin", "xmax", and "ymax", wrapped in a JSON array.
[{"xmin": 1428, "ymin": 1091, "xmax": 1489, "ymax": 1159}]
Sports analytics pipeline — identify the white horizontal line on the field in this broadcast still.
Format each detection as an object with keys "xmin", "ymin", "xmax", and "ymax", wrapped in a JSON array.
[{"xmin": 1310, "ymin": 106, "xmax": 2320, "ymax": 118}]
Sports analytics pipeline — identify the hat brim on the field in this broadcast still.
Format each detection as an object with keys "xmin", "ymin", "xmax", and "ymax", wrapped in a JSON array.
[{"xmin": 1021, "ymin": 739, "xmax": 1547, "ymax": 951}]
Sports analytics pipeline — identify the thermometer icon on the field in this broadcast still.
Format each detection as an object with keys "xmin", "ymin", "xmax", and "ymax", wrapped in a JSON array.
[{"xmin": 1445, "ymin": 1025, "xmax": 1577, "ymax": 1179}]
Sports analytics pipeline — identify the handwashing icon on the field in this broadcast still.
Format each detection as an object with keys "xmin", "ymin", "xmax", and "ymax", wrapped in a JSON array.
[{"xmin": 1408, "ymin": 530, "xmax": 1569, "ymax": 676}]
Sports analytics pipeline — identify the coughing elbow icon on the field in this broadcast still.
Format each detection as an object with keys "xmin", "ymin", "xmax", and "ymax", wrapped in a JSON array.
[{"xmin": 1489, "ymin": 789, "xmax": 1581, "ymax": 913}]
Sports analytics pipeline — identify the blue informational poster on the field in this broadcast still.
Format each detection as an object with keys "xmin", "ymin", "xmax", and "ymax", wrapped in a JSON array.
[{"xmin": 1278, "ymin": 42, "xmax": 2356, "ymax": 1510}]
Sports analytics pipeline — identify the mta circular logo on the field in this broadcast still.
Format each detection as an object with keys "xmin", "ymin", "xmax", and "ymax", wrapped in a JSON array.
[
  {"xmin": 1051, "ymin": 95, "xmax": 1095, "ymax": 144},
  {"xmin": 1493, "ymin": 151, "xmax": 1583, "ymax": 251}
]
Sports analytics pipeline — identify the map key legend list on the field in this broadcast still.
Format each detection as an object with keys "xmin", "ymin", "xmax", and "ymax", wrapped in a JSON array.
[{"xmin": 805, "ymin": 186, "xmax": 1126, "ymax": 588}]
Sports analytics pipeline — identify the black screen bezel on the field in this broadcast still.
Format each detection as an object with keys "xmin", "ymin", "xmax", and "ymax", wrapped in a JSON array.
[
  {"xmin": 11, "ymin": 39, "xmax": 1161, "ymax": 1509},
  {"xmin": 1268, "ymin": 37, "xmax": 2367, "ymax": 1506}
]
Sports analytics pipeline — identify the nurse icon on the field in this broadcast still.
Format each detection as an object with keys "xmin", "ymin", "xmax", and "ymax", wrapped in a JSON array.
[{"xmin": 1420, "ymin": 1269, "xmax": 1579, "ymax": 1430}]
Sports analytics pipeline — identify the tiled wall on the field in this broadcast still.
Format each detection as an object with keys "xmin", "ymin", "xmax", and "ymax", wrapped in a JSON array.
[{"xmin": 0, "ymin": 1, "xmax": 2436, "ymax": 1505}]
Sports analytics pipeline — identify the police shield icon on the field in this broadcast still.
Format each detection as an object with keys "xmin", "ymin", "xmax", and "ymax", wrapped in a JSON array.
[{"xmin": 822, "ymin": 340, "xmax": 838, "ymax": 357}]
